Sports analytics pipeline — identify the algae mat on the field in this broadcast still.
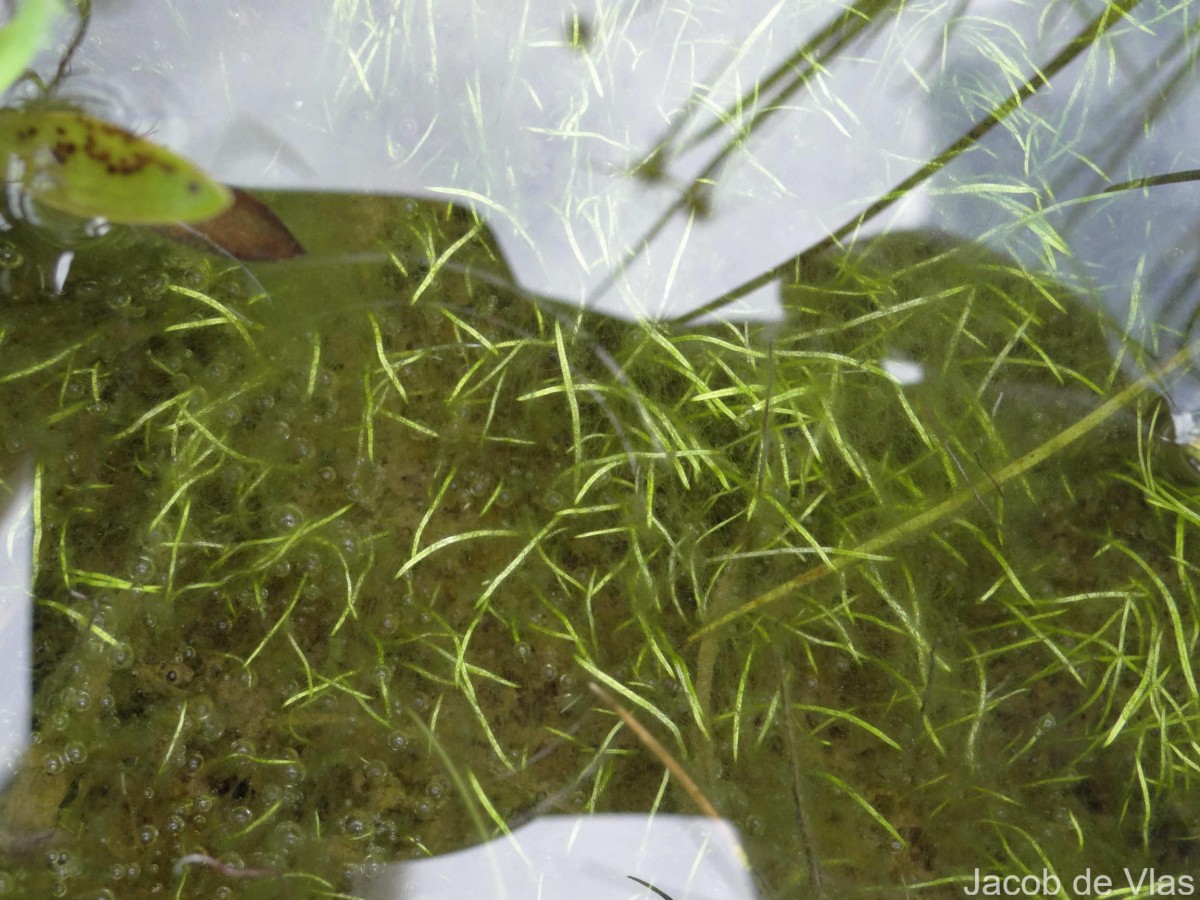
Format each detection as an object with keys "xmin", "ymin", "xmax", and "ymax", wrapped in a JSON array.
[{"xmin": 0, "ymin": 193, "xmax": 1197, "ymax": 898}]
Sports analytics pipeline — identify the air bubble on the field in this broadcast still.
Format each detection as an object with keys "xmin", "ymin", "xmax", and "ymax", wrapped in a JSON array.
[
  {"xmin": 340, "ymin": 811, "xmax": 370, "ymax": 837},
  {"xmin": 337, "ymin": 531, "xmax": 360, "ymax": 557},
  {"xmin": 0, "ymin": 242, "xmax": 23, "ymax": 269},
  {"xmin": 281, "ymin": 760, "xmax": 305, "ymax": 785},
  {"xmin": 138, "ymin": 825, "xmax": 159, "ymax": 846},
  {"xmin": 77, "ymin": 215, "xmax": 110, "ymax": 237},
  {"xmin": 229, "ymin": 738, "xmax": 256, "ymax": 757},
  {"xmin": 229, "ymin": 806, "xmax": 253, "ymax": 827},
  {"xmin": 175, "ymin": 265, "xmax": 207, "ymax": 288},
  {"xmin": 361, "ymin": 858, "xmax": 385, "ymax": 880},
  {"xmin": 73, "ymin": 279, "xmax": 100, "ymax": 302},
  {"xmin": 271, "ymin": 821, "xmax": 305, "ymax": 853},
  {"xmin": 188, "ymin": 696, "xmax": 214, "ymax": 723},
  {"xmin": 136, "ymin": 270, "xmax": 168, "ymax": 299},
  {"xmin": 271, "ymin": 506, "xmax": 302, "ymax": 531},
  {"xmin": 45, "ymin": 857, "xmax": 76, "ymax": 894},
  {"xmin": 374, "ymin": 818, "xmax": 399, "ymax": 843},
  {"xmin": 465, "ymin": 468, "xmax": 493, "ymax": 497}
]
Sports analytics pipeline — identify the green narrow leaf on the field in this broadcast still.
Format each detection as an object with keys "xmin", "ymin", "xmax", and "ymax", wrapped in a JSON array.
[
  {"xmin": 0, "ymin": 0, "xmax": 64, "ymax": 95},
  {"xmin": 0, "ymin": 107, "xmax": 233, "ymax": 224}
]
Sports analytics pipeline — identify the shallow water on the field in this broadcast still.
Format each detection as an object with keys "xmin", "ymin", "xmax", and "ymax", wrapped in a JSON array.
[
  {"xmin": 5, "ymin": 1, "xmax": 1200, "ymax": 898},
  {"xmin": 0, "ymin": 191, "xmax": 1197, "ymax": 898}
]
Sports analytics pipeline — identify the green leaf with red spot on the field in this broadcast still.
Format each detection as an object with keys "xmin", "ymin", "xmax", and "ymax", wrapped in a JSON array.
[{"xmin": 0, "ymin": 107, "xmax": 233, "ymax": 224}]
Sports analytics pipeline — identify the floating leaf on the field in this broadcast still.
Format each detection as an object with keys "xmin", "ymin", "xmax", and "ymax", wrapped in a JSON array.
[
  {"xmin": 0, "ymin": 0, "xmax": 64, "ymax": 95},
  {"xmin": 0, "ymin": 107, "xmax": 233, "ymax": 224},
  {"xmin": 158, "ymin": 187, "xmax": 305, "ymax": 261}
]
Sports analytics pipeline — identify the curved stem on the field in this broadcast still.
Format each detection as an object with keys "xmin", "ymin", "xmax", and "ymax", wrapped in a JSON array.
[{"xmin": 48, "ymin": 0, "xmax": 88, "ymax": 92}]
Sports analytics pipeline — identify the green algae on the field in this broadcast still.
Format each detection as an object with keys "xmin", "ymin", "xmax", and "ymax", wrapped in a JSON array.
[{"xmin": 0, "ymin": 194, "xmax": 1198, "ymax": 899}]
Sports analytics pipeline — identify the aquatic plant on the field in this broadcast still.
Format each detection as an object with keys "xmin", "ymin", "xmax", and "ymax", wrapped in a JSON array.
[
  {"xmin": 1, "ymin": 1, "xmax": 1199, "ymax": 899},
  {"xmin": 0, "ymin": 187, "xmax": 1195, "ymax": 897}
]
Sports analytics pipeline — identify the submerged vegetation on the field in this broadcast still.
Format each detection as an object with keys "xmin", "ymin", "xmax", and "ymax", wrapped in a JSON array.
[
  {"xmin": 0, "ymin": 194, "xmax": 1198, "ymax": 898},
  {"xmin": 1, "ymin": 0, "xmax": 1200, "ymax": 898}
]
